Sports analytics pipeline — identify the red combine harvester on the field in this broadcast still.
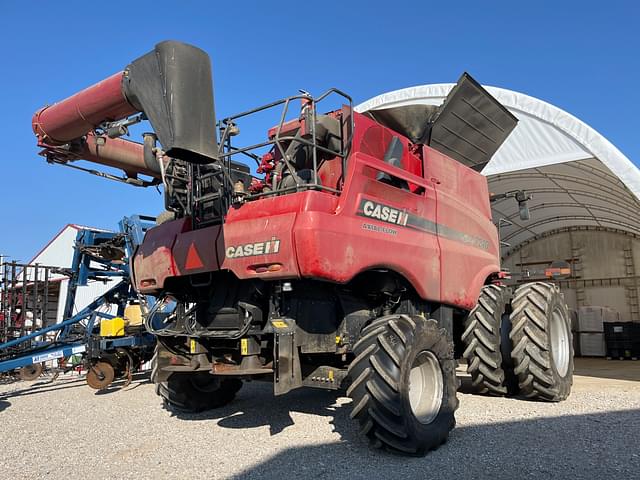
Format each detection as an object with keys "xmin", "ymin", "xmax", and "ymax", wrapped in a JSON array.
[{"xmin": 33, "ymin": 41, "xmax": 573, "ymax": 455}]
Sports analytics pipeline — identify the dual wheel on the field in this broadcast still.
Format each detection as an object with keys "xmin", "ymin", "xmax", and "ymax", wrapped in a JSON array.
[
  {"xmin": 347, "ymin": 281, "xmax": 574, "ymax": 456},
  {"xmin": 462, "ymin": 282, "xmax": 573, "ymax": 401}
]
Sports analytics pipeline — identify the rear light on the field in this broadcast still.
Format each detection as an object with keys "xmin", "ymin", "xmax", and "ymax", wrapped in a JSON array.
[{"xmin": 249, "ymin": 263, "xmax": 283, "ymax": 274}]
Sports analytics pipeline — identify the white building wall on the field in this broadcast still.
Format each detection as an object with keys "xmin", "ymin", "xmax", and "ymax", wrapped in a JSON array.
[
  {"xmin": 26, "ymin": 225, "xmax": 121, "ymax": 323},
  {"xmin": 503, "ymin": 228, "xmax": 640, "ymax": 321}
]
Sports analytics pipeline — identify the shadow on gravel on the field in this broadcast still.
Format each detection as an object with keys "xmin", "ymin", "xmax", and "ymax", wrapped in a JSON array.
[
  {"xmin": 168, "ymin": 381, "xmax": 344, "ymax": 436},
  {"xmin": 0, "ymin": 372, "xmax": 151, "ymax": 408},
  {"xmin": 0, "ymin": 399, "xmax": 10, "ymax": 412},
  {"xmin": 94, "ymin": 372, "xmax": 152, "ymax": 396},
  {"xmin": 227, "ymin": 408, "xmax": 640, "ymax": 480},
  {"xmin": 0, "ymin": 377, "xmax": 86, "ymax": 404}
]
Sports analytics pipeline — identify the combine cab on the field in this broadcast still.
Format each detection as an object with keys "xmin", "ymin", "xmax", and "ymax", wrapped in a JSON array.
[{"xmin": 33, "ymin": 41, "xmax": 574, "ymax": 455}]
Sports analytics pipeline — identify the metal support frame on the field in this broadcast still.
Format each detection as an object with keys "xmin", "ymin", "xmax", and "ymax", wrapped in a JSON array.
[
  {"xmin": 0, "ymin": 261, "xmax": 62, "ymax": 344},
  {"xmin": 0, "ymin": 215, "xmax": 157, "ymax": 376},
  {"xmin": 220, "ymin": 88, "xmax": 353, "ymax": 195},
  {"xmin": 624, "ymin": 239, "xmax": 640, "ymax": 321},
  {"xmin": 186, "ymin": 89, "xmax": 354, "ymax": 229}
]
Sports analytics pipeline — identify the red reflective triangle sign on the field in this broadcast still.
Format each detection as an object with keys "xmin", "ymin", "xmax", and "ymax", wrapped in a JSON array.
[{"xmin": 185, "ymin": 243, "xmax": 204, "ymax": 270}]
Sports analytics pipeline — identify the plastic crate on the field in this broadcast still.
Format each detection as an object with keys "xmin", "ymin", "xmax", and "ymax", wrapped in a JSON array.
[
  {"xmin": 579, "ymin": 333, "xmax": 606, "ymax": 357},
  {"xmin": 604, "ymin": 323, "xmax": 640, "ymax": 359},
  {"xmin": 604, "ymin": 322, "xmax": 640, "ymax": 339},
  {"xmin": 578, "ymin": 307, "xmax": 619, "ymax": 332}
]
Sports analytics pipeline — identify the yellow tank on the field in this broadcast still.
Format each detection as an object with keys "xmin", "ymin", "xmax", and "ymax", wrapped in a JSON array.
[
  {"xmin": 124, "ymin": 304, "xmax": 143, "ymax": 326},
  {"xmin": 100, "ymin": 317, "xmax": 126, "ymax": 337}
]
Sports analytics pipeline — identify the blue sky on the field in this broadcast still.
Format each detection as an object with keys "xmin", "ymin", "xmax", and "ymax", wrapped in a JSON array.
[{"xmin": 0, "ymin": 0, "xmax": 638, "ymax": 262}]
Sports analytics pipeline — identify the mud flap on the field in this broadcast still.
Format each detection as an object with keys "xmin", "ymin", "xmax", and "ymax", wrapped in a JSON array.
[{"xmin": 271, "ymin": 318, "xmax": 302, "ymax": 395}]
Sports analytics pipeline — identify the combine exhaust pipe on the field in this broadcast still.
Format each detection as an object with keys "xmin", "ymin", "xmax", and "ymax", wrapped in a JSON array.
[{"xmin": 32, "ymin": 40, "xmax": 218, "ymax": 176}]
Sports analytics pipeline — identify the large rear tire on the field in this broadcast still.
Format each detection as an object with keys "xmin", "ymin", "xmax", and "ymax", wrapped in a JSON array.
[
  {"xmin": 509, "ymin": 282, "xmax": 573, "ymax": 401},
  {"xmin": 156, "ymin": 372, "xmax": 242, "ymax": 412},
  {"xmin": 461, "ymin": 284, "xmax": 517, "ymax": 396},
  {"xmin": 347, "ymin": 314, "xmax": 458, "ymax": 456}
]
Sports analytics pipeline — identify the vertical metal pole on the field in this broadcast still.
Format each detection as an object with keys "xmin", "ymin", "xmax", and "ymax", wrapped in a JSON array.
[
  {"xmin": 311, "ymin": 98, "xmax": 318, "ymax": 187},
  {"xmin": 43, "ymin": 267, "xmax": 50, "ymax": 328},
  {"xmin": 20, "ymin": 264, "xmax": 28, "ymax": 338},
  {"xmin": 63, "ymin": 230, "xmax": 86, "ymax": 321},
  {"xmin": 33, "ymin": 264, "xmax": 39, "ymax": 332},
  {"xmin": 0, "ymin": 257, "xmax": 6, "ymax": 343},
  {"xmin": 10, "ymin": 262, "xmax": 16, "ymax": 335}
]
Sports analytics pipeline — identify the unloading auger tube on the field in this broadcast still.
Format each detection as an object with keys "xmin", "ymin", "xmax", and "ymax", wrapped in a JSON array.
[{"xmin": 32, "ymin": 40, "xmax": 219, "ymax": 182}]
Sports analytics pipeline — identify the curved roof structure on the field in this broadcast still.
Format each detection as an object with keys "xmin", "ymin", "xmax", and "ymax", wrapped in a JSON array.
[{"xmin": 356, "ymin": 85, "xmax": 640, "ymax": 252}]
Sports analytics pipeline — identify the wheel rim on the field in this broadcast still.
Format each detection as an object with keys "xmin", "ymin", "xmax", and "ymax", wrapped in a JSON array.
[
  {"xmin": 549, "ymin": 308, "xmax": 570, "ymax": 377},
  {"xmin": 86, "ymin": 361, "xmax": 115, "ymax": 390},
  {"xmin": 408, "ymin": 350, "xmax": 443, "ymax": 424},
  {"xmin": 19, "ymin": 363, "xmax": 43, "ymax": 381}
]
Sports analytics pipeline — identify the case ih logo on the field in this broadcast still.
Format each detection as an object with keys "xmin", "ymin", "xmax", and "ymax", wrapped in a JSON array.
[
  {"xmin": 226, "ymin": 237, "xmax": 281, "ymax": 258},
  {"xmin": 358, "ymin": 197, "xmax": 490, "ymax": 251},
  {"xmin": 361, "ymin": 200, "xmax": 409, "ymax": 226}
]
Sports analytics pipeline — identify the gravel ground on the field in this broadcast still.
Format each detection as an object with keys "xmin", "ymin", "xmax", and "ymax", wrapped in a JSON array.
[{"xmin": 0, "ymin": 359, "xmax": 638, "ymax": 480}]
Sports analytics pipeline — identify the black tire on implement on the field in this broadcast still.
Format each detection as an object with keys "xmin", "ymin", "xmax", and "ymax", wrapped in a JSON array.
[
  {"xmin": 156, "ymin": 372, "xmax": 242, "ymax": 412},
  {"xmin": 509, "ymin": 282, "xmax": 573, "ymax": 401},
  {"xmin": 462, "ymin": 284, "xmax": 517, "ymax": 396},
  {"xmin": 346, "ymin": 314, "xmax": 458, "ymax": 456}
]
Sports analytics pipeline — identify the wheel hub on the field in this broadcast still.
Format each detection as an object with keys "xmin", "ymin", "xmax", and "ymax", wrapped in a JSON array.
[
  {"xmin": 408, "ymin": 350, "xmax": 443, "ymax": 424},
  {"xmin": 549, "ymin": 308, "xmax": 570, "ymax": 377}
]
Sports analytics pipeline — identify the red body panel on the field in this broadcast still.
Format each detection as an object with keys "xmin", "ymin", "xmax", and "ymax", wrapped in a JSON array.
[
  {"xmin": 423, "ymin": 146, "xmax": 500, "ymax": 309},
  {"xmin": 295, "ymin": 150, "xmax": 441, "ymax": 299},
  {"xmin": 133, "ymin": 218, "xmax": 190, "ymax": 290},
  {"xmin": 133, "ymin": 112, "xmax": 499, "ymax": 310}
]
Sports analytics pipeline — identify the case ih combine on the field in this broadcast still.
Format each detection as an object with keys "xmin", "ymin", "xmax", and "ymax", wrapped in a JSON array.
[{"xmin": 32, "ymin": 41, "xmax": 573, "ymax": 455}]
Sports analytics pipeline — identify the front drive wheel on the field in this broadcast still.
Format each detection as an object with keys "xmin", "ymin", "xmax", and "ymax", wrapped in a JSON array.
[
  {"xmin": 347, "ymin": 314, "xmax": 458, "ymax": 456},
  {"xmin": 509, "ymin": 282, "xmax": 573, "ymax": 401}
]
